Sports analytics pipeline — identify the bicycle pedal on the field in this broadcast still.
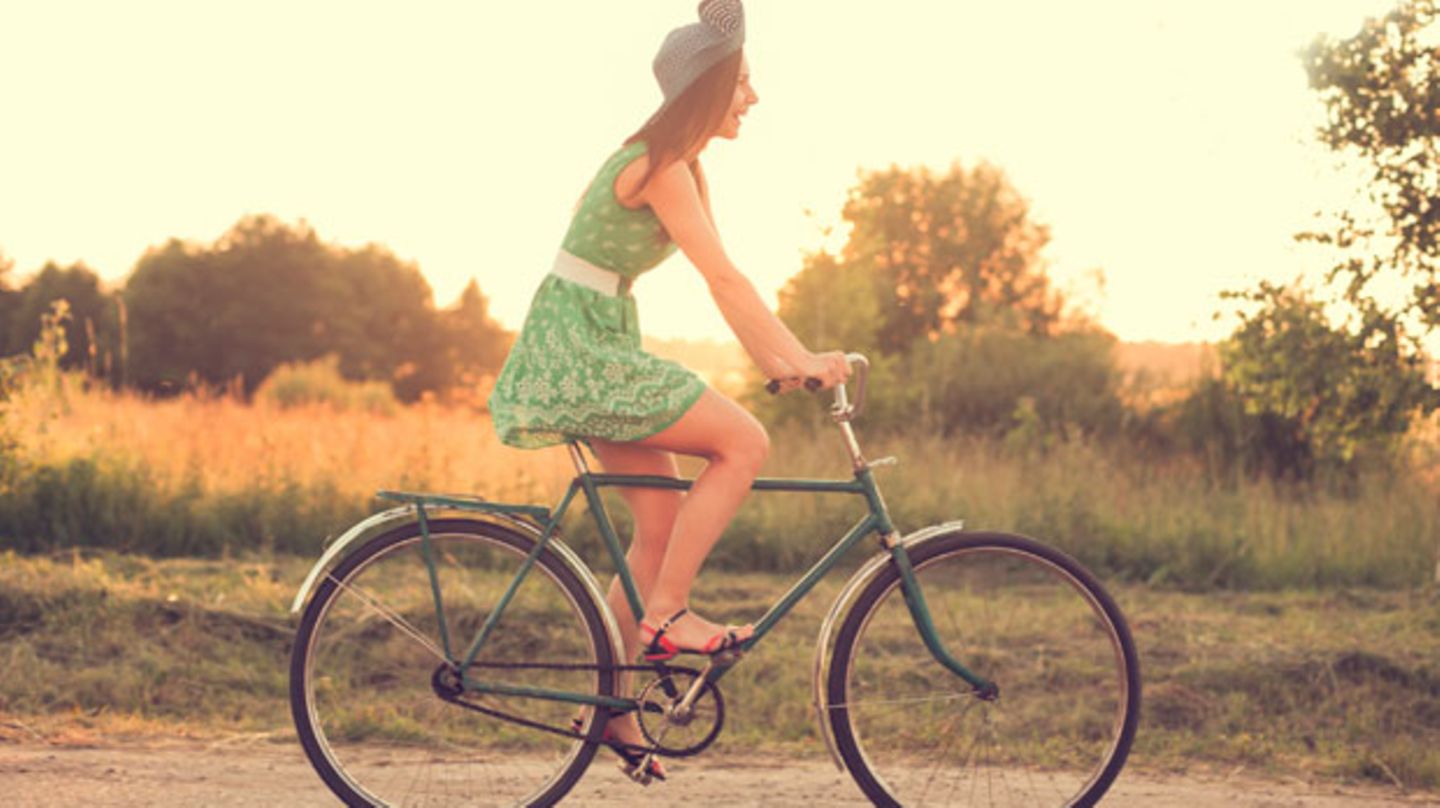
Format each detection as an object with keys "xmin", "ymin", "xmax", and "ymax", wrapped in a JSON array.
[{"xmin": 619, "ymin": 759, "xmax": 655, "ymax": 786}]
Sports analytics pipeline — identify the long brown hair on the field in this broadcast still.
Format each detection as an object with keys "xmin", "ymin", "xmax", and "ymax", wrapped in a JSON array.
[{"xmin": 624, "ymin": 49, "xmax": 743, "ymax": 193}]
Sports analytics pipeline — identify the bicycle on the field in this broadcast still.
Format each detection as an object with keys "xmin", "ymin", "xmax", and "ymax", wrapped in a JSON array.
[{"xmin": 288, "ymin": 354, "xmax": 1141, "ymax": 807}]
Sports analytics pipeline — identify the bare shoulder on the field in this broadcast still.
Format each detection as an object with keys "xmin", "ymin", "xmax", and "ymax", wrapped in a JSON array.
[
  {"xmin": 614, "ymin": 151, "xmax": 655, "ymax": 209},
  {"xmin": 643, "ymin": 159, "xmax": 702, "ymax": 207}
]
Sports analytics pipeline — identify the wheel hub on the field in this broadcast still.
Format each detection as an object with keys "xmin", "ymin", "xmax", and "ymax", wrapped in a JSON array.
[{"xmin": 431, "ymin": 663, "xmax": 463, "ymax": 699}]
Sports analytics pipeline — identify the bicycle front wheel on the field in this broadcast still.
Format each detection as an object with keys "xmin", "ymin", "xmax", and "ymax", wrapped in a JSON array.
[
  {"xmin": 827, "ymin": 531, "xmax": 1140, "ymax": 807},
  {"xmin": 290, "ymin": 518, "xmax": 617, "ymax": 807}
]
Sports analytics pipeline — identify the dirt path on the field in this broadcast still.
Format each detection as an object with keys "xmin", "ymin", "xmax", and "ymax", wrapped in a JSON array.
[{"xmin": 0, "ymin": 742, "xmax": 1433, "ymax": 806}]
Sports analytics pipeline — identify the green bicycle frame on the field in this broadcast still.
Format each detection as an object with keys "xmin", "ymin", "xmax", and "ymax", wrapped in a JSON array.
[
  {"xmin": 375, "ymin": 446, "xmax": 994, "ymax": 713},
  {"xmin": 377, "ymin": 460, "xmax": 996, "ymax": 711}
]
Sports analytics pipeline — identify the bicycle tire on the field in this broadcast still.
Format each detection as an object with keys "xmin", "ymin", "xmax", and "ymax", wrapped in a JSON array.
[
  {"xmin": 827, "ymin": 530, "xmax": 1140, "ymax": 807},
  {"xmin": 290, "ymin": 518, "xmax": 616, "ymax": 807}
]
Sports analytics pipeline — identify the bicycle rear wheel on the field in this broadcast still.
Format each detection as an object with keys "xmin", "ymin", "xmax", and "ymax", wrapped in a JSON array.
[
  {"xmin": 827, "ymin": 531, "xmax": 1140, "ymax": 807},
  {"xmin": 290, "ymin": 518, "xmax": 616, "ymax": 807}
]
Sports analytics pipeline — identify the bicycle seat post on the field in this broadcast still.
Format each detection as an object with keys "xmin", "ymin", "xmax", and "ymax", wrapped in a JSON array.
[{"xmin": 567, "ymin": 442, "xmax": 591, "ymax": 475}]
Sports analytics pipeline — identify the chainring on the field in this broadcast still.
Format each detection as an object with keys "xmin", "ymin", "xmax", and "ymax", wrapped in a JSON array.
[{"xmin": 635, "ymin": 668, "xmax": 725, "ymax": 757}]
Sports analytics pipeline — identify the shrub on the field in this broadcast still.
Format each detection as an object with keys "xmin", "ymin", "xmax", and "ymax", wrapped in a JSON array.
[{"xmin": 254, "ymin": 355, "xmax": 398, "ymax": 415}]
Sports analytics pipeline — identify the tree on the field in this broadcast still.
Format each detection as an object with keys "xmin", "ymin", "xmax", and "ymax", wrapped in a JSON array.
[
  {"xmin": 442, "ymin": 279, "xmax": 512, "ymax": 380},
  {"xmin": 0, "ymin": 252, "xmax": 17, "ymax": 353},
  {"xmin": 122, "ymin": 215, "xmax": 512, "ymax": 400},
  {"xmin": 1217, "ymin": 282, "xmax": 1436, "ymax": 479},
  {"xmin": 4, "ymin": 261, "xmax": 117, "ymax": 376},
  {"xmin": 775, "ymin": 250, "xmax": 888, "ymax": 357},
  {"xmin": 758, "ymin": 164, "xmax": 1121, "ymax": 437},
  {"xmin": 125, "ymin": 217, "xmax": 340, "ymax": 392},
  {"xmin": 838, "ymin": 162, "xmax": 1062, "ymax": 353},
  {"xmin": 1301, "ymin": 0, "xmax": 1440, "ymax": 332}
]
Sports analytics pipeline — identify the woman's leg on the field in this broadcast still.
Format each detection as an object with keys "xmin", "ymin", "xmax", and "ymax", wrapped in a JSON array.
[
  {"xmin": 584, "ymin": 439, "xmax": 683, "ymax": 752},
  {"xmin": 630, "ymin": 387, "xmax": 769, "ymax": 650},
  {"xmin": 585, "ymin": 439, "xmax": 683, "ymax": 661}
]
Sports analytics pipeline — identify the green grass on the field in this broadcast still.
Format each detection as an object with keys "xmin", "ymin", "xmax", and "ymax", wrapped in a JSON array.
[{"xmin": 1, "ymin": 551, "xmax": 1436, "ymax": 791}]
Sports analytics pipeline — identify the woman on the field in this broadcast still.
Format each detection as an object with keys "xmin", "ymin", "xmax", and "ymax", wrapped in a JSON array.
[{"xmin": 487, "ymin": 0, "xmax": 850, "ymax": 780}]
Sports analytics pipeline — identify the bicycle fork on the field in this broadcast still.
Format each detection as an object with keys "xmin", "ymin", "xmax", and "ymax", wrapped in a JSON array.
[{"xmin": 889, "ymin": 542, "xmax": 999, "ymax": 699}]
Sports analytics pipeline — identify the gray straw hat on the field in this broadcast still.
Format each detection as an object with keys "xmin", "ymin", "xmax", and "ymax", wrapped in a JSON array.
[{"xmin": 652, "ymin": 0, "xmax": 746, "ymax": 108}]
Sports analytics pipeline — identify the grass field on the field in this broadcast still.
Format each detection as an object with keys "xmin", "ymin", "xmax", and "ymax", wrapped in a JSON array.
[
  {"xmin": 2, "ymin": 379, "xmax": 1437, "ymax": 588},
  {"xmin": 0, "ymin": 551, "xmax": 1436, "ymax": 790},
  {"xmin": 2, "ymin": 375, "xmax": 1438, "ymax": 792}
]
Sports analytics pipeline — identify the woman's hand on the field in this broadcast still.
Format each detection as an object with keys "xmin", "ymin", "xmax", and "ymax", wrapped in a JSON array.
[{"xmin": 773, "ymin": 351, "xmax": 850, "ymax": 392}]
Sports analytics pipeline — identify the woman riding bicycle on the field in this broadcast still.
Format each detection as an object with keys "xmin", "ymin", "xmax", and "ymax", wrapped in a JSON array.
[{"xmin": 487, "ymin": 0, "xmax": 850, "ymax": 780}]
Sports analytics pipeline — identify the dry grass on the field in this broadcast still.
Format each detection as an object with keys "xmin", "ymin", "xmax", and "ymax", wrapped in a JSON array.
[
  {"xmin": 2, "ymin": 376, "xmax": 1438, "ymax": 586},
  {"xmin": 8, "ymin": 377, "xmax": 574, "ymax": 501}
]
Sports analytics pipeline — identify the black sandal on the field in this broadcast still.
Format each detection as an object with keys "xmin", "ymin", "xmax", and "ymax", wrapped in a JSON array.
[{"xmin": 571, "ymin": 717, "xmax": 666, "ymax": 783}]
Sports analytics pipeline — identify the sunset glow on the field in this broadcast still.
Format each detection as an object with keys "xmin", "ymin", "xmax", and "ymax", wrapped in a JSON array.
[{"xmin": 0, "ymin": 0, "xmax": 1402, "ymax": 344}]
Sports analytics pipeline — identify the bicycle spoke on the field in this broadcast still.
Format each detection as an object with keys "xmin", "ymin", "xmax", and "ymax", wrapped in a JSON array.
[
  {"xmin": 831, "ymin": 691, "xmax": 975, "ymax": 709},
  {"xmin": 827, "ymin": 533, "xmax": 1138, "ymax": 807},
  {"xmin": 293, "ymin": 525, "xmax": 613, "ymax": 807},
  {"xmin": 325, "ymin": 570, "xmax": 450, "ymax": 664}
]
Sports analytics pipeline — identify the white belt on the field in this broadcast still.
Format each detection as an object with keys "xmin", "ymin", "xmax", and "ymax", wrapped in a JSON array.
[{"xmin": 551, "ymin": 250, "xmax": 630, "ymax": 296}]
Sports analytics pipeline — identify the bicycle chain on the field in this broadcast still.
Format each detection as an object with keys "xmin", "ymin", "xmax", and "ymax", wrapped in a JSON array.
[{"xmin": 431, "ymin": 660, "xmax": 709, "ymax": 758}]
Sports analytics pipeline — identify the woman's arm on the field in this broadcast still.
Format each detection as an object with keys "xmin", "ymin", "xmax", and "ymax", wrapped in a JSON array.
[
  {"xmin": 693, "ymin": 160, "xmax": 717, "ymax": 230},
  {"xmin": 642, "ymin": 160, "xmax": 810, "ymax": 380}
]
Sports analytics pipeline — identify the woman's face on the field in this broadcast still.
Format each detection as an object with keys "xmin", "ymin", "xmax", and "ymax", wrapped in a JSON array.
[{"xmin": 715, "ymin": 56, "xmax": 758, "ymax": 140}]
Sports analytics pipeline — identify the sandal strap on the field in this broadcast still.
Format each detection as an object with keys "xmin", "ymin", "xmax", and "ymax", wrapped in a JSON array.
[
  {"xmin": 703, "ymin": 628, "xmax": 741, "ymax": 654},
  {"xmin": 654, "ymin": 607, "xmax": 689, "ymax": 634},
  {"xmin": 640, "ymin": 607, "xmax": 689, "ymax": 654},
  {"xmin": 643, "ymin": 609, "xmax": 751, "ymax": 657}
]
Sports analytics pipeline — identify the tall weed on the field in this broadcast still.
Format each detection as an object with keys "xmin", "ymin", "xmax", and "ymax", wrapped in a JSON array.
[
  {"xmin": 254, "ymin": 354, "xmax": 398, "ymax": 414},
  {"xmin": 1, "ymin": 379, "xmax": 1435, "ymax": 589}
]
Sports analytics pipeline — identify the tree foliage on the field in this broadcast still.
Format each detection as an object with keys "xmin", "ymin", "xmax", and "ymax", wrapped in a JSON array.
[
  {"xmin": 836, "ymin": 162, "xmax": 1062, "ymax": 353},
  {"xmin": 123, "ymin": 215, "xmax": 509, "ymax": 400},
  {"xmin": 759, "ymin": 163, "xmax": 1120, "ymax": 439},
  {"xmin": 1192, "ymin": 0, "xmax": 1440, "ymax": 482},
  {"xmin": 1213, "ymin": 282, "xmax": 1436, "ymax": 479},
  {"xmin": 2, "ymin": 261, "xmax": 117, "ymax": 377},
  {"xmin": 1301, "ymin": 0, "xmax": 1440, "ymax": 331},
  {"xmin": 0, "ymin": 252, "xmax": 17, "ymax": 342},
  {"xmin": 439, "ymin": 279, "xmax": 514, "ymax": 394}
]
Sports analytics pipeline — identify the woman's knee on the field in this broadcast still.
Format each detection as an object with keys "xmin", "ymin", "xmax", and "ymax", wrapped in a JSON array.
[{"xmin": 719, "ymin": 419, "xmax": 769, "ymax": 477}]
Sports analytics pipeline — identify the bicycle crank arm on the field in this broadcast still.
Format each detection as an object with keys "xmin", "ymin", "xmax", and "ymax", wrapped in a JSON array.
[{"xmin": 674, "ymin": 660, "xmax": 717, "ymax": 717}]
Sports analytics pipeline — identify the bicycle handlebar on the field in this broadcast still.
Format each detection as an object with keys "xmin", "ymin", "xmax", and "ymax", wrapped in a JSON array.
[{"xmin": 765, "ymin": 353, "xmax": 870, "ymax": 421}]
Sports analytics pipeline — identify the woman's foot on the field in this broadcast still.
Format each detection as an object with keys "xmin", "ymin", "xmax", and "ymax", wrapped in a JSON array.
[
  {"xmin": 604, "ymin": 713, "xmax": 648, "ymax": 751},
  {"xmin": 639, "ymin": 607, "xmax": 754, "ymax": 661},
  {"xmin": 571, "ymin": 712, "xmax": 665, "ymax": 781}
]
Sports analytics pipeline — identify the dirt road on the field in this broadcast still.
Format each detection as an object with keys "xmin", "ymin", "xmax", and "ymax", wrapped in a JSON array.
[{"xmin": 0, "ymin": 742, "xmax": 1433, "ymax": 806}]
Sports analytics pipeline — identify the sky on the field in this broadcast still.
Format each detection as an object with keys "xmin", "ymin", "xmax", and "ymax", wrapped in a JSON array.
[{"xmin": 0, "ymin": 0, "xmax": 1403, "ymax": 345}]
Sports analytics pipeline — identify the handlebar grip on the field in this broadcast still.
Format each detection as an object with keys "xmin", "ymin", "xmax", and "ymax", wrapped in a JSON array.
[
  {"xmin": 763, "ymin": 353, "xmax": 869, "ymax": 420},
  {"xmin": 765, "ymin": 377, "xmax": 822, "ymax": 394}
]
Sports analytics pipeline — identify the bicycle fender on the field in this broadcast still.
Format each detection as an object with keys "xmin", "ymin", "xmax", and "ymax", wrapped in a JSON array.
[
  {"xmin": 287, "ymin": 507, "xmax": 627, "ymax": 674},
  {"xmin": 811, "ymin": 519, "xmax": 966, "ymax": 773},
  {"xmin": 290, "ymin": 505, "xmax": 416, "ymax": 615}
]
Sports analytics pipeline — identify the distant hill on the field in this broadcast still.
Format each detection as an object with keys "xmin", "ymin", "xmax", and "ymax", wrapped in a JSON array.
[
  {"xmin": 642, "ymin": 336, "xmax": 749, "ymax": 395},
  {"xmin": 1114, "ymin": 341, "xmax": 1215, "ymax": 386}
]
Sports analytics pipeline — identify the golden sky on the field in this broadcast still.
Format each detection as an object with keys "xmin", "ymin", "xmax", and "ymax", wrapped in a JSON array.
[{"xmin": 0, "ymin": 0, "xmax": 1400, "ymax": 344}]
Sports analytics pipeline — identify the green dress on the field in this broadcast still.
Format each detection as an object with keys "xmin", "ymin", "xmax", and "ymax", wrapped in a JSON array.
[{"xmin": 488, "ymin": 141, "xmax": 708, "ymax": 449}]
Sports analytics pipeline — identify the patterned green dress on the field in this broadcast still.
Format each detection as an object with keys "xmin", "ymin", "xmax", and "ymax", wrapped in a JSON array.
[{"xmin": 487, "ymin": 141, "xmax": 708, "ymax": 449}]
